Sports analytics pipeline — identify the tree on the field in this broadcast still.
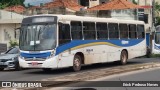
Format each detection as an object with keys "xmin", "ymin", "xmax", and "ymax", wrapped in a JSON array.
[
  {"xmin": 155, "ymin": 2, "xmax": 160, "ymax": 26},
  {"xmin": 0, "ymin": 0, "xmax": 25, "ymax": 9},
  {"xmin": 155, "ymin": 2, "xmax": 160, "ymax": 16}
]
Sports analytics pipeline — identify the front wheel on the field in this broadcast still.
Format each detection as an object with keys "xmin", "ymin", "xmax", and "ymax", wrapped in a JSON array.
[
  {"xmin": 15, "ymin": 62, "xmax": 22, "ymax": 71},
  {"xmin": 73, "ymin": 55, "xmax": 82, "ymax": 72},
  {"xmin": 120, "ymin": 50, "xmax": 128, "ymax": 65}
]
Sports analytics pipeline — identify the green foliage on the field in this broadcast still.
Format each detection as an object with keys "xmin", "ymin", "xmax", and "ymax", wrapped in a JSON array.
[
  {"xmin": 155, "ymin": 2, "xmax": 160, "ymax": 16},
  {"xmin": 132, "ymin": 0, "xmax": 137, "ymax": 5},
  {"xmin": 9, "ymin": 40, "xmax": 19, "ymax": 48},
  {"xmin": 0, "ymin": 3, "xmax": 9, "ymax": 9},
  {"xmin": 0, "ymin": 0, "xmax": 25, "ymax": 9},
  {"xmin": 151, "ymin": 54, "xmax": 160, "ymax": 58},
  {"xmin": 154, "ymin": 2, "xmax": 160, "ymax": 26},
  {"xmin": 155, "ymin": 17, "xmax": 160, "ymax": 26}
]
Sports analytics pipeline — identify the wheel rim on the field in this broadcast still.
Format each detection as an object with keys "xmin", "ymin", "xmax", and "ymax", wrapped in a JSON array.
[
  {"xmin": 122, "ymin": 52, "xmax": 127, "ymax": 64},
  {"xmin": 74, "ymin": 57, "xmax": 80, "ymax": 68}
]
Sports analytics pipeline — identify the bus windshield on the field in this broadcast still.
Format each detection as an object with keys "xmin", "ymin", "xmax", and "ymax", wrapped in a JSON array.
[
  {"xmin": 20, "ymin": 24, "xmax": 57, "ymax": 51},
  {"xmin": 155, "ymin": 32, "xmax": 160, "ymax": 44}
]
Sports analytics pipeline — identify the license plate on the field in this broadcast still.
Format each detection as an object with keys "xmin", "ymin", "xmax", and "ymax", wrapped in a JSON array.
[{"xmin": 30, "ymin": 62, "xmax": 41, "ymax": 67}]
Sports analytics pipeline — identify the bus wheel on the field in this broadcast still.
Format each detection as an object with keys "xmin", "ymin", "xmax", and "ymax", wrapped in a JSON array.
[
  {"xmin": 73, "ymin": 55, "xmax": 82, "ymax": 72},
  {"xmin": 120, "ymin": 50, "xmax": 128, "ymax": 65}
]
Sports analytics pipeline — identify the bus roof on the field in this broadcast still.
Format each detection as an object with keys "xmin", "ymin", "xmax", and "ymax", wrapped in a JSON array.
[{"xmin": 24, "ymin": 14, "xmax": 145, "ymax": 25}]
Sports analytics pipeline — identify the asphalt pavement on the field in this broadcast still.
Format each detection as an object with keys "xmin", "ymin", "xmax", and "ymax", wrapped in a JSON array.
[{"xmin": 50, "ymin": 66, "xmax": 160, "ymax": 90}]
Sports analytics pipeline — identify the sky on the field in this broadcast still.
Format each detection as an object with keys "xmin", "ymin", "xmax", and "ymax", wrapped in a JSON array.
[{"xmin": 24, "ymin": 0, "xmax": 52, "ymax": 6}]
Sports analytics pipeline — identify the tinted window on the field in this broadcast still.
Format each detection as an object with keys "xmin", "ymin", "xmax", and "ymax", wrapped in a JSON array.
[
  {"xmin": 96, "ymin": 23, "xmax": 108, "ymax": 40},
  {"xmin": 119, "ymin": 24, "xmax": 128, "ymax": 39},
  {"xmin": 129, "ymin": 24, "xmax": 137, "ymax": 39},
  {"xmin": 108, "ymin": 23, "xmax": 119, "ymax": 39},
  {"xmin": 83, "ymin": 22, "xmax": 96, "ymax": 40},
  {"xmin": 59, "ymin": 23, "xmax": 71, "ymax": 45},
  {"xmin": 6, "ymin": 47, "xmax": 19, "ymax": 54},
  {"xmin": 137, "ymin": 25, "xmax": 145, "ymax": 39},
  {"xmin": 71, "ymin": 21, "xmax": 82, "ymax": 40}
]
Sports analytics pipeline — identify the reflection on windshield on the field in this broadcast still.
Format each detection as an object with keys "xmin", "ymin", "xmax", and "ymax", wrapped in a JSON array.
[
  {"xmin": 155, "ymin": 32, "xmax": 160, "ymax": 44},
  {"xmin": 20, "ymin": 24, "xmax": 57, "ymax": 51}
]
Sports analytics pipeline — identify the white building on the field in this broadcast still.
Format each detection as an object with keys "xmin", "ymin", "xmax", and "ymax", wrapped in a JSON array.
[{"xmin": 0, "ymin": 10, "xmax": 26, "ymax": 47}]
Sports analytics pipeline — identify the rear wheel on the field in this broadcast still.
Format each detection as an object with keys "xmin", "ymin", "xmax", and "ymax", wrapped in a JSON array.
[
  {"xmin": 73, "ymin": 55, "xmax": 82, "ymax": 72},
  {"xmin": 0, "ymin": 68, "xmax": 4, "ymax": 71},
  {"xmin": 120, "ymin": 50, "xmax": 128, "ymax": 65}
]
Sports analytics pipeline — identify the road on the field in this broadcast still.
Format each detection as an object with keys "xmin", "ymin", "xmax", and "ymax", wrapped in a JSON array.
[
  {"xmin": 0, "ymin": 58, "xmax": 159, "ymax": 81},
  {"xmin": 51, "ymin": 66, "xmax": 160, "ymax": 90}
]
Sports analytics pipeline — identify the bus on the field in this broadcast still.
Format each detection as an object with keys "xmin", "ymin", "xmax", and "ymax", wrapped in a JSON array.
[
  {"xmin": 152, "ymin": 25, "xmax": 160, "ymax": 54},
  {"xmin": 19, "ymin": 15, "xmax": 146, "ymax": 72}
]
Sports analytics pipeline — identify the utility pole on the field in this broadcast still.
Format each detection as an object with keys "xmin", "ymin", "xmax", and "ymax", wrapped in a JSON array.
[{"xmin": 152, "ymin": 0, "xmax": 155, "ymax": 27}]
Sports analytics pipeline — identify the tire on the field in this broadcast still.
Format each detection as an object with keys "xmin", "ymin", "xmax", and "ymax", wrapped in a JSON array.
[
  {"xmin": 0, "ymin": 68, "xmax": 4, "ymax": 71},
  {"xmin": 73, "ymin": 55, "xmax": 82, "ymax": 72},
  {"xmin": 120, "ymin": 50, "xmax": 128, "ymax": 65},
  {"xmin": 42, "ymin": 68, "xmax": 52, "ymax": 72},
  {"xmin": 146, "ymin": 48, "xmax": 151, "ymax": 58},
  {"xmin": 15, "ymin": 62, "xmax": 22, "ymax": 71}
]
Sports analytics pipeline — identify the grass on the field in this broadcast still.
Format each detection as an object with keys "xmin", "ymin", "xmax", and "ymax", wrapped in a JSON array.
[{"xmin": 150, "ymin": 54, "xmax": 160, "ymax": 58}]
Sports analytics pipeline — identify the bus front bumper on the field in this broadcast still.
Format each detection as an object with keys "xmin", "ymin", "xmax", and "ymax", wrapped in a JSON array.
[{"xmin": 19, "ymin": 57, "xmax": 58, "ymax": 69}]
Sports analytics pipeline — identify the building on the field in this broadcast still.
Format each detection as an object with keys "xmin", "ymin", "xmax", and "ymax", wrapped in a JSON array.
[
  {"xmin": 0, "ymin": 10, "xmax": 25, "ymax": 47},
  {"xmin": 78, "ymin": 0, "xmax": 109, "ymax": 8},
  {"xmin": 136, "ymin": 0, "xmax": 153, "ymax": 32}
]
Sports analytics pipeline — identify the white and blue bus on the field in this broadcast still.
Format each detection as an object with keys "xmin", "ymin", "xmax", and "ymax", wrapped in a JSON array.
[
  {"xmin": 152, "ymin": 25, "xmax": 160, "ymax": 54},
  {"xmin": 19, "ymin": 15, "xmax": 146, "ymax": 71}
]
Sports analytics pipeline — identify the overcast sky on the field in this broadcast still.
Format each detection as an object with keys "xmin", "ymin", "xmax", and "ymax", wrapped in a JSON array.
[{"xmin": 24, "ymin": 0, "xmax": 52, "ymax": 6}]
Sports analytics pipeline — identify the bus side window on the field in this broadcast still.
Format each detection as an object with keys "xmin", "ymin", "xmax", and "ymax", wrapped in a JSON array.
[
  {"xmin": 137, "ymin": 25, "xmax": 145, "ymax": 39},
  {"xmin": 108, "ymin": 23, "xmax": 119, "ymax": 39},
  {"xmin": 129, "ymin": 24, "xmax": 137, "ymax": 39},
  {"xmin": 58, "ymin": 23, "xmax": 71, "ymax": 45},
  {"xmin": 71, "ymin": 21, "xmax": 82, "ymax": 40},
  {"xmin": 119, "ymin": 24, "xmax": 128, "ymax": 39},
  {"xmin": 83, "ymin": 22, "xmax": 96, "ymax": 40},
  {"xmin": 96, "ymin": 22, "xmax": 108, "ymax": 40}
]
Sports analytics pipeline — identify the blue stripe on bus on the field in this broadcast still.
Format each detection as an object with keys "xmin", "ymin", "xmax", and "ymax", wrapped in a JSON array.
[
  {"xmin": 20, "ymin": 52, "xmax": 51, "ymax": 58},
  {"xmin": 154, "ymin": 44, "xmax": 160, "ymax": 50},
  {"xmin": 55, "ymin": 39, "xmax": 144, "ymax": 55}
]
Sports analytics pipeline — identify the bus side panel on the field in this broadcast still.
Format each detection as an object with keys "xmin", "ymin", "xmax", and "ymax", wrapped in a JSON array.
[
  {"xmin": 57, "ymin": 51, "xmax": 74, "ymax": 68},
  {"xmin": 83, "ymin": 45, "xmax": 102, "ymax": 64},
  {"xmin": 128, "ymin": 40, "xmax": 146, "ymax": 59},
  {"xmin": 107, "ymin": 46, "xmax": 121, "ymax": 62}
]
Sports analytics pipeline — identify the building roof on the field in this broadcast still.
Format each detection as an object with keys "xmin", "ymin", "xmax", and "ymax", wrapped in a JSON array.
[
  {"xmin": 43, "ymin": 0, "xmax": 83, "ymax": 11},
  {"xmin": 4, "ymin": 5, "xmax": 26, "ymax": 13},
  {"xmin": 87, "ymin": 0, "xmax": 142, "ymax": 11},
  {"xmin": 141, "ymin": 5, "xmax": 152, "ymax": 9}
]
